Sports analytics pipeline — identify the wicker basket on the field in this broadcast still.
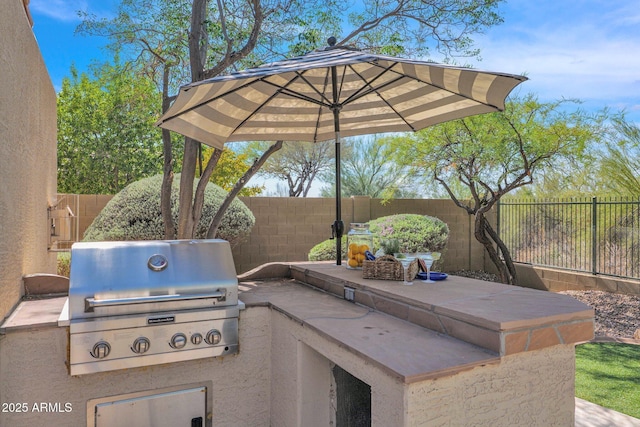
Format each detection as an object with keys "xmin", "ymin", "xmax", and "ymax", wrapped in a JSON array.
[{"xmin": 362, "ymin": 254, "xmax": 419, "ymax": 281}]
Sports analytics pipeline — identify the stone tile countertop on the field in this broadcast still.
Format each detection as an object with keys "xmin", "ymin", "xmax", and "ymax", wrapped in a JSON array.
[
  {"xmin": 239, "ymin": 278, "xmax": 501, "ymax": 383},
  {"xmin": 242, "ymin": 262, "xmax": 595, "ymax": 356}
]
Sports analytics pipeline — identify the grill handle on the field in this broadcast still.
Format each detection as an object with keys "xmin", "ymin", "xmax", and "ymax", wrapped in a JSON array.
[{"xmin": 85, "ymin": 290, "xmax": 226, "ymax": 312}]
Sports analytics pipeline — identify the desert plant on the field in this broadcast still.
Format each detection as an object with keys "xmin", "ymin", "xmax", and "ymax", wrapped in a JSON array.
[
  {"xmin": 83, "ymin": 173, "xmax": 255, "ymax": 246},
  {"xmin": 369, "ymin": 214, "xmax": 449, "ymax": 253},
  {"xmin": 308, "ymin": 214, "xmax": 449, "ymax": 261}
]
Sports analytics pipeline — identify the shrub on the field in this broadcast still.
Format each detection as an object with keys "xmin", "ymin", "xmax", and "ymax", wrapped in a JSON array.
[
  {"xmin": 308, "ymin": 238, "xmax": 347, "ymax": 261},
  {"xmin": 308, "ymin": 214, "xmax": 449, "ymax": 261},
  {"xmin": 83, "ymin": 173, "xmax": 255, "ymax": 246},
  {"xmin": 57, "ymin": 252, "xmax": 71, "ymax": 277},
  {"xmin": 369, "ymin": 214, "xmax": 449, "ymax": 253}
]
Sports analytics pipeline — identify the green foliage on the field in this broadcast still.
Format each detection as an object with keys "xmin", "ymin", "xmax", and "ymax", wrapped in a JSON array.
[
  {"xmin": 308, "ymin": 239, "xmax": 347, "ymax": 262},
  {"xmin": 308, "ymin": 214, "xmax": 449, "ymax": 260},
  {"xmin": 575, "ymin": 343, "xmax": 640, "ymax": 418},
  {"xmin": 83, "ymin": 174, "xmax": 255, "ymax": 246},
  {"xmin": 319, "ymin": 136, "xmax": 418, "ymax": 199},
  {"xmin": 369, "ymin": 214, "xmax": 449, "ymax": 253},
  {"xmin": 57, "ymin": 61, "xmax": 164, "ymax": 194},
  {"xmin": 57, "ymin": 252, "xmax": 71, "ymax": 277},
  {"xmin": 393, "ymin": 95, "xmax": 600, "ymax": 198},
  {"xmin": 201, "ymin": 146, "xmax": 264, "ymax": 196},
  {"xmin": 389, "ymin": 94, "xmax": 603, "ymax": 283},
  {"xmin": 599, "ymin": 117, "xmax": 640, "ymax": 198}
]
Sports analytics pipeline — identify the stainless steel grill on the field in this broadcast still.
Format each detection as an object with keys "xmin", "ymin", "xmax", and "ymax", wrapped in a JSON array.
[{"xmin": 67, "ymin": 239, "xmax": 241, "ymax": 376}]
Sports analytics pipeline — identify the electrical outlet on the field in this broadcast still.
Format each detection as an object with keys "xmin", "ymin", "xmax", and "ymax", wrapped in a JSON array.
[{"xmin": 344, "ymin": 286, "xmax": 355, "ymax": 302}]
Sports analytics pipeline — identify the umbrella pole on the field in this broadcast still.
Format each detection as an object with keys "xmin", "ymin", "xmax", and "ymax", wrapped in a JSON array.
[
  {"xmin": 333, "ymin": 118, "xmax": 343, "ymax": 265},
  {"xmin": 330, "ymin": 63, "xmax": 344, "ymax": 265}
]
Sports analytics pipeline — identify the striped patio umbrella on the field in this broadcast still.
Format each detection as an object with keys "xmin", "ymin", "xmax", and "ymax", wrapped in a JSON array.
[{"xmin": 157, "ymin": 39, "xmax": 527, "ymax": 265}]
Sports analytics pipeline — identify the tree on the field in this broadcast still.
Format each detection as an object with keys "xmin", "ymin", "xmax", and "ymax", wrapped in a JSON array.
[
  {"xmin": 599, "ymin": 116, "xmax": 640, "ymax": 198},
  {"xmin": 250, "ymin": 141, "xmax": 333, "ymax": 197},
  {"xmin": 392, "ymin": 94, "xmax": 603, "ymax": 284},
  {"xmin": 57, "ymin": 62, "xmax": 163, "ymax": 194},
  {"xmin": 79, "ymin": 0, "xmax": 506, "ymax": 238},
  {"xmin": 200, "ymin": 145, "xmax": 264, "ymax": 196},
  {"xmin": 319, "ymin": 136, "xmax": 418, "ymax": 199},
  {"xmin": 83, "ymin": 174, "xmax": 255, "ymax": 246}
]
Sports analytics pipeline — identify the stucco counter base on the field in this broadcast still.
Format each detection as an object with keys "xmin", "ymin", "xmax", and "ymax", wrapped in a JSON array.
[{"xmin": 239, "ymin": 279, "xmax": 500, "ymax": 384}]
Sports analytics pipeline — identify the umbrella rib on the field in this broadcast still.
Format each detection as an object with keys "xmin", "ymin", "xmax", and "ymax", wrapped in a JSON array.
[
  {"xmin": 158, "ymin": 78, "xmax": 267, "ymax": 124},
  {"xmin": 293, "ymin": 70, "xmax": 333, "ymax": 106},
  {"xmin": 341, "ymin": 61, "xmax": 399, "ymax": 105},
  {"xmin": 231, "ymin": 72, "xmax": 334, "ymax": 137},
  {"xmin": 343, "ymin": 63, "xmax": 417, "ymax": 131},
  {"xmin": 313, "ymin": 69, "xmax": 331, "ymax": 142},
  {"xmin": 369, "ymin": 61, "xmax": 504, "ymax": 111},
  {"xmin": 259, "ymin": 78, "xmax": 331, "ymax": 108}
]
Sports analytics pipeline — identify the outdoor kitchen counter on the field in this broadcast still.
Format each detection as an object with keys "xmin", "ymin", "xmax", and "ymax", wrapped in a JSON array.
[
  {"xmin": 0, "ymin": 297, "xmax": 67, "ymax": 333},
  {"xmin": 239, "ymin": 278, "xmax": 501, "ymax": 384},
  {"xmin": 1, "ymin": 262, "xmax": 594, "ymax": 386},
  {"xmin": 240, "ymin": 262, "xmax": 595, "ymax": 357}
]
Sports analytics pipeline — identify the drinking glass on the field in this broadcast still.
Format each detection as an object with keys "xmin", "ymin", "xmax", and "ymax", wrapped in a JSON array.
[
  {"xmin": 395, "ymin": 253, "xmax": 416, "ymax": 285},
  {"xmin": 417, "ymin": 252, "xmax": 434, "ymax": 283}
]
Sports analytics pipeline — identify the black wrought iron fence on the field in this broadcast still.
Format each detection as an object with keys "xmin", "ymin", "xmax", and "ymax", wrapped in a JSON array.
[{"xmin": 497, "ymin": 197, "xmax": 640, "ymax": 280}]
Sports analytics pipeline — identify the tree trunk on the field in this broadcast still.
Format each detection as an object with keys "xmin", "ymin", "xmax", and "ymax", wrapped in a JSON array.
[
  {"xmin": 190, "ymin": 148, "xmax": 222, "ymax": 236},
  {"xmin": 483, "ymin": 218, "xmax": 519, "ymax": 284},
  {"xmin": 160, "ymin": 64, "xmax": 175, "ymax": 239},
  {"xmin": 473, "ymin": 212, "xmax": 513, "ymax": 284},
  {"xmin": 207, "ymin": 140, "xmax": 283, "ymax": 238},
  {"xmin": 178, "ymin": 137, "xmax": 199, "ymax": 238},
  {"xmin": 175, "ymin": 0, "xmax": 208, "ymax": 239},
  {"xmin": 161, "ymin": 128, "xmax": 175, "ymax": 239}
]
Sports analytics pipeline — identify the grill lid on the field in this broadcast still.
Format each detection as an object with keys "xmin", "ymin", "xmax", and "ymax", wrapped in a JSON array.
[{"xmin": 68, "ymin": 239, "xmax": 238, "ymax": 319}]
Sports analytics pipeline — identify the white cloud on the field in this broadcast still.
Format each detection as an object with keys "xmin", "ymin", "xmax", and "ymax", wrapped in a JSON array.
[
  {"xmin": 29, "ymin": 0, "xmax": 116, "ymax": 23},
  {"xmin": 29, "ymin": 0, "xmax": 89, "ymax": 22},
  {"xmin": 467, "ymin": 0, "xmax": 640, "ymax": 118}
]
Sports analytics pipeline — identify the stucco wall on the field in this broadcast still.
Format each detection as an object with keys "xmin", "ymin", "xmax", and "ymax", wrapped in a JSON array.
[
  {"xmin": 270, "ymin": 309, "xmax": 406, "ymax": 427},
  {"xmin": 0, "ymin": 0, "xmax": 57, "ymax": 321},
  {"xmin": 407, "ymin": 345, "xmax": 576, "ymax": 426},
  {"xmin": 269, "ymin": 307, "xmax": 576, "ymax": 427},
  {"xmin": 0, "ymin": 307, "xmax": 271, "ymax": 427}
]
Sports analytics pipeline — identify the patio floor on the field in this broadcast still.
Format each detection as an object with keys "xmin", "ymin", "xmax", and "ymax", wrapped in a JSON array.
[{"xmin": 575, "ymin": 397, "xmax": 640, "ymax": 426}]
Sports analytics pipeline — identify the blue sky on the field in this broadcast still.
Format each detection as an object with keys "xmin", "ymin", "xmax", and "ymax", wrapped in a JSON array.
[{"xmin": 30, "ymin": 0, "xmax": 640, "ymax": 125}]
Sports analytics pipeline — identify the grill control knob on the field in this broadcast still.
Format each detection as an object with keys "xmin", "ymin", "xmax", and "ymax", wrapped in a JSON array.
[
  {"xmin": 205, "ymin": 329, "xmax": 221, "ymax": 345},
  {"xmin": 90, "ymin": 341, "xmax": 111, "ymax": 359},
  {"xmin": 131, "ymin": 337, "xmax": 151, "ymax": 354},
  {"xmin": 169, "ymin": 333, "xmax": 187, "ymax": 349},
  {"xmin": 191, "ymin": 333, "xmax": 203, "ymax": 345}
]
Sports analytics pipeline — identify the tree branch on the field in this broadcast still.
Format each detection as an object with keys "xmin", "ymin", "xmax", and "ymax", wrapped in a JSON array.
[{"xmin": 207, "ymin": 140, "xmax": 283, "ymax": 238}]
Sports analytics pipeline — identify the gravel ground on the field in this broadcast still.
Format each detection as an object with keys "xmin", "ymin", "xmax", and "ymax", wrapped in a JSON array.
[
  {"xmin": 559, "ymin": 290, "xmax": 640, "ymax": 339},
  {"xmin": 449, "ymin": 270, "xmax": 640, "ymax": 340}
]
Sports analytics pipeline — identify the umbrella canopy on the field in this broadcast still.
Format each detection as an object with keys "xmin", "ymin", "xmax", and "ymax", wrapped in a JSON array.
[{"xmin": 157, "ymin": 42, "xmax": 527, "ymax": 264}]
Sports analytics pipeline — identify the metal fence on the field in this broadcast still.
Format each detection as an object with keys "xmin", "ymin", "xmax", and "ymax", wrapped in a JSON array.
[{"xmin": 498, "ymin": 197, "xmax": 640, "ymax": 280}]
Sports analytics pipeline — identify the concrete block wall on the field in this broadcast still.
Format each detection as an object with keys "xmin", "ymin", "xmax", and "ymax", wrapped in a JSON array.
[
  {"xmin": 515, "ymin": 263, "xmax": 640, "ymax": 296},
  {"xmin": 234, "ymin": 196, "xmax": 487, "ymax": 273},
  {"xmin": 64, "ymin": 191, "xmax": 640, "ymax": 295},
  {"xmin": 76, "ymin": 194, "xmax": 112, "ymax": 239},
  {"xmin": 66, "ymin": 194, "xmax": 489, "ymax": 275}
]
